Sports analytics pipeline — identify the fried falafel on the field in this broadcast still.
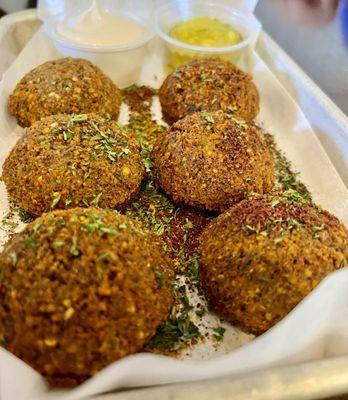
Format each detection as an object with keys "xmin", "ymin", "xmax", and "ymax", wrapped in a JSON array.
[
  {"xmin": 0, "ymin": 207, "xmax": 173, "ymax": 386},
  {"xmin": 159, "ymin": 58, "xmax": 259, "ymax": 124},
  {"xmin": 152, "ymin": 111, "xmax": 275, "ymax": 212},
  {"xmin": 8, "ymin": 57, "xmax": 122, "ymax": 127},
  {"xmin": 199, "ymin": 193, "xmax": 348, "ymax": 336},
  {"xmin": 2, "ymin": 114, "xmax": 145, "ymax": 216}
]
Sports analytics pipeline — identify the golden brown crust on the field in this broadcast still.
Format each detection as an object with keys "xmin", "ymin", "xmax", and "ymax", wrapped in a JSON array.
[
  {"xmin": 2, "ymin": 114, "xmax": 145, "ymax": 216},
  {"xmin": 199, "ymin": 194, "xmax": 348, "ymax": 335},
  {"xmin": 0, "ymin": 208, "xmax": 174, "ymax": 386},
  {"xmin": 159, "ymin": 58, "xmax": 260, "ymax": 123},
  {"xmin": 8, "ymin": 57, "xmax": 122, "ymax": 127},
  {"xmin": 152, "ymin": 111, "xmax": 275, "ymax": 212}
]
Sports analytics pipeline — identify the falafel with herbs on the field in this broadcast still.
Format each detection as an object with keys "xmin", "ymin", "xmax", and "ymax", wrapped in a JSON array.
[
  {"xmin": 2, "ymin": 113, "xmax": 145, "ymax": 216},
  {"xmin": 159, "ymin": 58, "xmax": 259, "ymax": 124},
  {"xmin": 152, "ymin": 110, "xmax": 275, "ymax": 212},
  {"xmin": 0, "ymin": 207, "xmax": 174, "ymax": 387},
  {"xmin": 199, "ymin": 193, "xmax": 348, "ymax": 336},
  {"xmin": 8, "ymin": 57, "xmax": 122, "ymax": 127}
]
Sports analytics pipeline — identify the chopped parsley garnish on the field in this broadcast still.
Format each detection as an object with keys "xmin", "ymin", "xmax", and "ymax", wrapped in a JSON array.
[
  {"xmin": 70, "ymin": 165, "xmax": 77, "ymax": 177},
  {"xmin": 123, "ymin": 83, "xmax": 138, "ymax": 92},
  {"xmin": 69, "ymin": 237, "xmax": 80, "ymax": 257},
  {"xmin": 67, "ymin": 114, "xmax": 88, "ymax": 127},
  {"xmin": 15, "ymin": 207, "xmax": 33, "ymax": 223},
  {"xmin": 62, "ymin": 129, "xmax": 74, "ymax": 141},
  {"xmin": 179, "ymin": 253, "xmax": 200, "ymax": 282},
  {"xmin": 258, "ymin": 275, "xmax": 270, "ymax": 282},
  {"xmin": 9, "ymin": 252, "xmax": 17, "ymax": 266},
  {"xmin": 227, "ymin": 105, "xmax": 237, "ymax": 113},
  {"xmin": 183, "ymin": 220, "xmax": 193, "ymax": 230},
  {"xmin": 243, "ymin": 225, "xmax": 259, "ymax": 234},
  {"xmin": 312, "ymin": 224, "xmax": 324, "ymax": 232},
  {"xmin": 227, "ymin": 115, "xmax": 248, "ymax": 130},
  {"xmin": 51, "ymin": 192, "xmax": 61, "ymax": 210},
  {"xmin": 155, "ymin": 270, "xmax": 165, "ymax": 283},
  {"xmin": 23, "ymin": 232, "xmax": 37, "ymax": 249},
  {"xmin": 284, "ymin": 189, "xmax": 309, "ymax": 205},
  {"xmin": 149, "ymin": 313, "xmax": 202, "ymax": 351},
  {"xmin": 201, "ymin": 110, "xmax": 215, "ymax": 124},
  {"xmin": 1, "ymin": 219, "xmax": 18, "ymax": 229},
  {"xmin": 100, "ymin": 226, "xmax": 117, "ymax": 235},
  {"xmin": 96, "ymin": 252, "xmax": 109, "ymax": 262},
  {"xmin": 271, "ymin": 199, "xmax": 280, "ymax": 208},
  {"xmin": 312, "ymin": 224, "xmax": 325, "ymax": 238},
  {"xmin": 90, "ymin": 192, "xmax": 103, "ymax": 207},
  {"xmin": 53, "ymin": 241, "xmax": 65, "ymax": 248},
  {"xmin": 212, "ymin": 326, "xmax": 226, "ymax": 342},
  {"xmin": 81, "ymin": 213, "xmax": 119, "ymax": 237},
  {"xmin": 118, "ymin": 222, "xmax": 127, "ymax": 231},
  {"xmin": 263, "ymin": 134, "xmax": 311, "ymax": 202}
]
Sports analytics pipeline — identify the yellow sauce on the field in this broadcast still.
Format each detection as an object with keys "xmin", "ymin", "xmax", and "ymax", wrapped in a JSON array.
[
  {"xmin": 169, "ymin": 17, "xmax": 242, "ymax": 48},
  {"xmin": 166, "ymin": 17, "xmax": 243, "ymax": 72}
]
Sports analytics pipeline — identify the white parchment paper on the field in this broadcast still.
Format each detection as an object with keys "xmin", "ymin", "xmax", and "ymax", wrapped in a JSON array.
[{"xmin": 0, "ymin": 26, "xmax": 348, "ymax": 400}]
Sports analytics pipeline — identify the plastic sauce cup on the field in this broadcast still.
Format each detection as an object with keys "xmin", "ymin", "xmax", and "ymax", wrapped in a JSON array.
[
  {"xmin": 45, "ymin": 12, "xmax": 155, "ymax": 87},
  {"xmin": 155, "ymin": 1, "xmax": 261, "ymax": 72}
]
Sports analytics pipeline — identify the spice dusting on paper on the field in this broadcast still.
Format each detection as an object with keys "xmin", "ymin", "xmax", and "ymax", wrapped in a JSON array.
[{"xmin": 123, "ymin": 85, "xmax": 219, "ymax": 354}]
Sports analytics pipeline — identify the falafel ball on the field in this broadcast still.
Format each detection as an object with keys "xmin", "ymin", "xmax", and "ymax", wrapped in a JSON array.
[
  {"xmin": 8, "ymin": 57, "xmax": 122, "ymax": 127},
  {"xmin": 0, "ymin": 207, "xmax": 173, "ymax": 387},
  {"xmin": 159, "ymin": 58, "xmax": 259, "ymax": 123},
  {"xmin": 2, "ymin": 113, "xmax": 145, "ymax": 216},
  {"xmin": 199, "ymin": 193, "xmax": 348, "ymax": 336},
  {"xmin": 152, "ymin": 111, "xmax": 275, "ymax": 212}
]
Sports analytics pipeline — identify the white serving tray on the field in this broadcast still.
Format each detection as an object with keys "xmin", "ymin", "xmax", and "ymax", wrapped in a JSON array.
[{"xmin": 1, "ymin": 9, "xmax": 348, "ymax": 400}]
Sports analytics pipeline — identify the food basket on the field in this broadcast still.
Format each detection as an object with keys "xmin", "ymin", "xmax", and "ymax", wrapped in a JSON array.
[{"xmin": 1, "ymin": 8, "xmax": 348, "ymax": 400}]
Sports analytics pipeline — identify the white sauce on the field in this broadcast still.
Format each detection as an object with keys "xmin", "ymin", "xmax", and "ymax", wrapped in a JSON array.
[{"xmin": 55, "ymin": 0, "xmax": 147, "ymax": 46}]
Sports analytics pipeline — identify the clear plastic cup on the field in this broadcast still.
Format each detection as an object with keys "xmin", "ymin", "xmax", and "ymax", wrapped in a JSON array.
[
  {"xmin": 154, "ymin": 0, "xmax": 261, "ymax": 73},
  {"xmin": 45, "ymin": 11, "xmax": 155, "ymax": 87}
]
